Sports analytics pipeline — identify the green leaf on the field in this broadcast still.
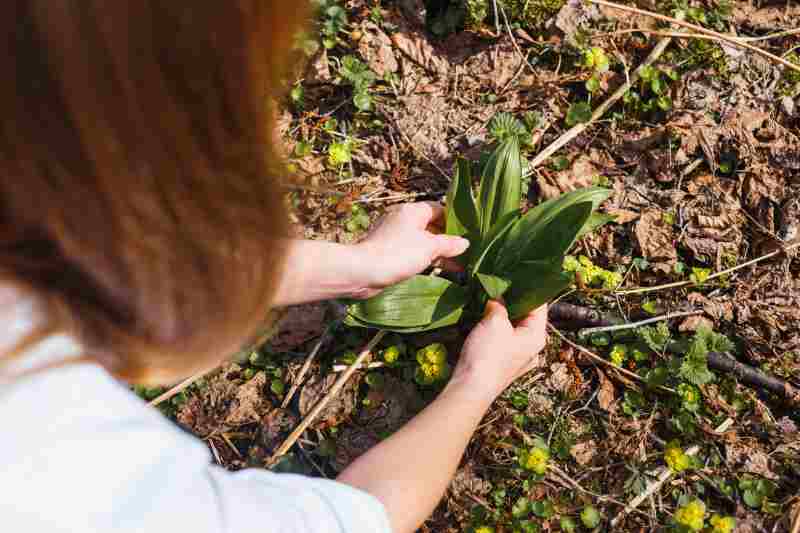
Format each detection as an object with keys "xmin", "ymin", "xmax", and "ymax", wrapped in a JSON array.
[
  {"xmin": 476, "ymin": 273, "xmax": 512, "ymax": 300},
  {"xmin": 476, "ymin": 136, "xmax": 522, "ymax": 238},
  {"xmin": 511, "ymin": 497, "xmax": 531, "ymax": 519},
  {"xmin": 514, "ymin": 202, "xmax": 593, "ymax": 265},
  {"xmin": 345, "ymin": 275, "xmax": 468, "ymax": 328},
  {"xmin": 638, "ymin": 322, "xmax": 671, "ymax": 353},
  {"xmin": 445, "ymin": 158, "xmax": 479, "ymax": 238},
  {"xmin": 496, "ymin": 187, "xmax": 611, "ymax": 274},
  {"xmin": 469, "ymin": 209, "xmax": 520, "ymax": 275},
  {"xmin": 505, "ymin": 260, "xmax": 572, "ymax": 320},
  {"xmin": 680, "ymin": 330, "xmax": 715, "ymax": 385},
  {"xmin": 577, "ymin": 212, "xmax": 616, "ymax": 238},
  {"xmin": 566, "ymin": 102, "xmax": 592, "ymax": 126},
  {"xmin": 352, "ymin": 91, "xmax": 372, "ymax": 111},
  {"xmin": 488, "ymin": 112, "xmax": 526, "ymax": 142}
]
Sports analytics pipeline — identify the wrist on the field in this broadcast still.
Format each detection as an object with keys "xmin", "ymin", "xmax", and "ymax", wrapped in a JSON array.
[{"xmin": 445, "ymin": 362, "xmax": 502, "ymax": 407}]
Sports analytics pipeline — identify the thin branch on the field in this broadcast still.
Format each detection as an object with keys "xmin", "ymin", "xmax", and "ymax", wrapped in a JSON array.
[
  {"xmin": 586, "ymin": 0, "xmax": 800, "ymax": 74},
  {"xmin": 593, "ymin": 27, "xmax": 800, "ymax": 43},
  {"xmin": 706, "ymin": 351, "xmax": 800, "ymax": 406},
  {"xmin": 525, "ymin": 33, "xmax": 673, "ymax": 174},
  {"xmin": 281, "ymin": 324, "xmax": 335, "ymax": 409},
  {"xmin": 148, "ymin": 366, "xmax": 216, "ymax": 407},
  {"xmin": 578, "ymin": 309, "xmax": 702, "ymax": 338},
  {"xmin": 267, "ymin": 330, "xmax": 387, "ymax": 465},
  {"xmin": 614, "ymin": 242, "xmax": 800, "ymax": 296}
]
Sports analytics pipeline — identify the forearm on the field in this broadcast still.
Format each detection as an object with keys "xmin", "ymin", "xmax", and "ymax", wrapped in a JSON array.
[
  {"xmin": 337, "ymin": 372, "xmax": 496, "ymax": 533},
  {"xmin": 272, "ymin": 240, "xmax": 370, "ymax": 306}
]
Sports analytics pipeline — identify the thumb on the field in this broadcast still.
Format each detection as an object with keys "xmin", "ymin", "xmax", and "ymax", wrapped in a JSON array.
[
  {"xmin": 482, "ymin": 299, "xmax": 509, "ymax": 323},
  {"xmin": 432, "ymin": 234, "xmax": 470, "ymax": 258}
]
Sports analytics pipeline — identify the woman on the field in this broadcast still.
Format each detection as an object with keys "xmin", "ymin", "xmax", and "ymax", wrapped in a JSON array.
[{"xmin": 1, "ymin": 2, "xmax": 548, "ymax": 532}]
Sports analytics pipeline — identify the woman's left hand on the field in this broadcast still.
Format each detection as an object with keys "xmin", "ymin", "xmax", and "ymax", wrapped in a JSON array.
[{"xmin": 351, "ymin": 202, "xmax": 470, "ymax": 298}]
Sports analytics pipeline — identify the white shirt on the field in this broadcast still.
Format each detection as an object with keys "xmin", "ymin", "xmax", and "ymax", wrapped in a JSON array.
[{"xmin": 0, "ymin": 293, "xmax": 391, "ymax": 533}]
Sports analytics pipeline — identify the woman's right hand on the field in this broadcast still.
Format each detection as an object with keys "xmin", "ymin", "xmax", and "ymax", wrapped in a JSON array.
[{"xmin": 450, "ymin": 301, "xmax": 548, "ymax": 401}]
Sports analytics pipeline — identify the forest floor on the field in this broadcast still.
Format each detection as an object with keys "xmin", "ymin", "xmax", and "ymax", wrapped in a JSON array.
[{"xmin": 141, "ymin": 1, "xmax": 800, "ymax": 531}]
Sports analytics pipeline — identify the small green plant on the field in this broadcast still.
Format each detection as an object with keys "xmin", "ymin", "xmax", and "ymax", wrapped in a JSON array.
[
  {"xmin": 623, "ymin": 64, "xmax": 678, "ymax": 115},
  {"xmin": 664, "ymin": 440, "xmax": 692, "ymax": 473},
  {"xmin": 673, "ymin": 498, "xmax": 706, "ymax": 531},
  {"xmin": 345, "ymin": 113, "xmax": 611, "ymax": 332},
  {"xmin": 316, "ymin": 0, "xmax": 348, "ymax": 49},
  {"xmin": 609, "ymin": 344, "xmax": 628, "ymax": 367},
  {"xmin": 565, "ymin": 101, "xmax": 592, "ymax": 126},
  {"xmin": 519, "ymin": 439, "xmax": 550, "ymax": 475},
  {"xmin": 738, "ymin": 476, "xmax": 775, "ymax": 510},
  {"xmin": 582, "ymin": 47, "xmax": 610, "ymax": 95},
  {"xmin": 563, "ymin": 255, "xmax": 622, "ymax": 290},
  {"xmin": 339, "ymin": 55, "xmax": 377, "ymax": 112},
  {"xmin": 344, "ymin": 204, "xmax": 370, "ymax": 234},
  {"xmin": 580, "ymin": 505, "xmax": 601, "ymax": 528},
  {"xmin": 708, "ymin": 515, "xmax": 735, "ymax": 533},
  {"xmin": 415, "ymin": 343, "xmax": 451, "ymax": 385}
]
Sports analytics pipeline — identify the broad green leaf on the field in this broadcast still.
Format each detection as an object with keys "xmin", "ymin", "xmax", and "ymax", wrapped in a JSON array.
[
  {"xmin": 477, "ymin": 137, "xmax": 522, "ymax": 238},
  {"xmin": 346, "ymin": 275, "xmax": 467, "ymax": 328},
  {"xmin": 577, "ymin": 212, "xmax": 616, "ymax": 238},
  {"xmin": 476, "ymin": 273, "xmax": 511, "ymax": 300},
  {"xmin": 516, "ymin": 202, "xmax": 592, "ymax": 265},
  {"xmin": 505, "ymin": 260, "xmax": 572, "ymax": 320},
  {"xmin": 469, "ymin": 209, "xmax": 520, "ymax": 276},
  {"xmin": 344, "ymin": 304, "xmax": 464, "ymax": 332},
  {"xmin": 495, "ymin": 187, "xmax": 611, "ymax": 273},
  {"xmin": 445, "ymin": 158, "xmax": 479, "ymax": 238}
]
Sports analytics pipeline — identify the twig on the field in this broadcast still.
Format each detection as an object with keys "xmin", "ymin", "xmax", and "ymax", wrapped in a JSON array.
[
  {"xmin": 577, "ymin": 309, "xmax": 702, "ymax": 338},
  {"xmin": 332, "ymin": 361, "xmax": 391, "ymax": 372},
  {"xmin": 593, "ymin": 27, "xmax": 800, "ymax": 43},
  {"xmin": 548, "ymin": 325, "xmax": 675, "ymax": 393},
  {"xmin": 706, "ymin": 351, "xmax": 800, "ymax": 406},
  {"xmin": 149, "ymin": 366, "xmax": 216, "ymax": 407},
  {"xmin": 614, "ymin": 241, "xmax": 800, "ymax": 296},
  {"xmin": 549, "ymin": 302, "xmax": 620, "ymax": 328},
  {"xmin": 281, "ymin": 324, "xmax": 335, "ymax": 409},
  {"xmin": 548, "ymin": 465, "xmax": 650, "ymax": 518},
  {"xmin": 586, "ymin": 0, "xmax": 800, "ymax": 74},
  {"xmin": 267, "ymin": 330, "xmax": 387, "ymax": 464},
  {"xmin": 525, "ymin": 33, "xmax": 674, "ymax": 174}
]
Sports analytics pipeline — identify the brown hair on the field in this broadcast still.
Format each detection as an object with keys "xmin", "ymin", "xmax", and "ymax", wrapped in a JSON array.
[{"xmin": 0, "ymin": 1, "xmax": 307, "ymax": 384}]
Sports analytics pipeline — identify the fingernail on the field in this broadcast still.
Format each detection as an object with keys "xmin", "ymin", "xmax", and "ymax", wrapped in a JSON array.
[{"xmin": 454, "ymin": 237, "xmax": 470, "ymax": 253}]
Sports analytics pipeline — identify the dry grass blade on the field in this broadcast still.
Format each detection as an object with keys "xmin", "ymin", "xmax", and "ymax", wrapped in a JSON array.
[
  {"xmin": 148, "ymin": 366, "xmax": 216, "ymax": 407},
  {"xmin": 578, "ymin": 309, "xmax": 702, "ymax": 338},
  {"xmin": 587, "ymin": 0, "xmax": 800, "ymax": 74},
  {"xmin": 280, "ymin": 324, "xmax": 335, "ymax": 409},
  {"xmin": 267, "ymin": 329, "xmax": 387, "ymax": 465}
]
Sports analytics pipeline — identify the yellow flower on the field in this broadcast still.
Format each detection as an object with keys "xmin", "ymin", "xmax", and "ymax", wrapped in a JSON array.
[
  {"xmin": 522, "ymin": 446, "xmax": 550, "ymax": 475},
  {"xmin": 664, "ymin": 441, "xmax": 691, "ymax": 473},
  {"xmin": 417, "ymin": 343, "xmax": 448, "ymax": 365},
  {"xmin": 383, "ymin": 345, "xmax": 401, "ymax": 364},
  {"xmin": 474, "ymin": 527, "xmax": 494, "ymax": 533},
  {"xmin": 610, "ymin": 344, "xmax": 627, "ymax": 367},
  {"xmin": 709, "ymin": 514, "xmax": 735, "ymax": 533},
  {"xmin": 675, "ymin": 499, "xmax": 706, "ymax": 531}
]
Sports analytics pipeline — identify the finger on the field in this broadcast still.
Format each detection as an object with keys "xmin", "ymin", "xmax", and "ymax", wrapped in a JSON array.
[
  {"xmin": 410, "ymin": 202, "xmax": 445, "ymax": 229},
  {"xmin": 435, "ymin": 257, "xmax": 465, "ymax": 272},
  {"xmin": 482, "ymin": 299, "xmax": 509, "ymax": 323},
  {"xmin": 515, "ymin": 304, "xmax": 548, "ymax": 340},
  {"xmin": 431, "ymin": 233, "xmax": 470, "ymax": 258}
]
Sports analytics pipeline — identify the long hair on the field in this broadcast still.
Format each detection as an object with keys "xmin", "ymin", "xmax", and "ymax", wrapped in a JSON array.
[{"xmin": 0, "ymin": 1, "xmax": 307, "ymax": 384}]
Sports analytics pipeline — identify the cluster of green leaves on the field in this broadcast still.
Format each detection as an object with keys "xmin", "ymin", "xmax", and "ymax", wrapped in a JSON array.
[
  {"xmin": 338, "ymin": 55, "xmax": 377, "ymax": 112},
  {"xmin": 622, "ymin": 64, "xmax": 678, "ymax": 114},
  {"xmin": 582, "ymin": 47, "xmax": 610, "ymax": 95},
  {"xmin": 315, "ymin": 0, "xmax": 348, "ymax": 49},
  {"xmin": 563, "ymin": 255, "xmax": 622, "ymax": 290},
  {"xmin": 345, "ymin": 113, "xmax": 611, "ymax": 333}
]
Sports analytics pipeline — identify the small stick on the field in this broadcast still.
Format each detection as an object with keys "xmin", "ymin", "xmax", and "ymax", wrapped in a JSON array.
[
  {"xmin": 578, "ymin": 309, "xmax": 702, "ymax": 338},
  {"xmin": 525, "ymin": 33, "xmax": 674, "ymax": 174},
  {"xmin": 268, "ymin": 330, "xmax": 387, "ymax": 464},
  {"xmin": 593, "ymin": 27, "xmax": 800, "ymax": 43},
  {"xmin": 614, "ymin": 241, "xmax": 800, "ymax": 296},
  {"xmin": 587, "ymin": 0, "xmax": 800, "ymax": 74},
  {"xmin": 149, "ymin": 366, "xmax": 216, "ymax": 407},
  {"xmin": 332, "ymin": 361, "xmax": 391, "ymax": 372},
  {"xmin": 706, "ymin": 351, "xmax": 800, "ymax": 406},
  {"xmin": 281, "ymin": 324, "xmax": 335, "ymax": 409},
  {"xmin": 548, "ymin": 325, "xmax": 674, "ymax": 393}
]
